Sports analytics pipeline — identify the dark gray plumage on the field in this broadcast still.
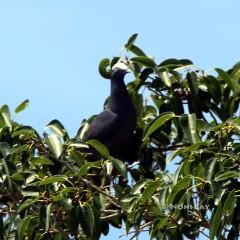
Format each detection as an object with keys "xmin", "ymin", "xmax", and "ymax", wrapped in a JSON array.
[{"xmin": 82, "ymin": 62, "xmax": 137, "ymax": 161}]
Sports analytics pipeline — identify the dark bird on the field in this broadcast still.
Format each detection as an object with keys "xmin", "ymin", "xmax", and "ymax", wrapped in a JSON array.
[{"xmin": 82, "ymin": 61, "xmax": 137, "ymax": 162}]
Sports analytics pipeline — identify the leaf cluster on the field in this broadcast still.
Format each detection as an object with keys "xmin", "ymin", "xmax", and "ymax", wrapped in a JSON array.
[{"xmin": 2, "ymin": 34, "xmax": 240, "ymax": 239}]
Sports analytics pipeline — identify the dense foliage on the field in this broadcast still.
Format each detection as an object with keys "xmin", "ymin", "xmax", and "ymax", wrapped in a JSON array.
[{"xmin": 1, "ymin": 34, "xmax": 240, "ymax": 240}]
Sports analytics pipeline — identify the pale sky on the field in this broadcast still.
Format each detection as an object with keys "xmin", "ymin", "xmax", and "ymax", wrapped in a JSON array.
[{"xmin": 1, "ymin": 1, "xmax": 240, "ymax": 239}]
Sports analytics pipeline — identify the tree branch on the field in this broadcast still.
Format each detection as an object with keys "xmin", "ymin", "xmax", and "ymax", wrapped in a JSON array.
[{"xmin": 80, "ymin": 178, "xmax": 121, "ymax": 209}]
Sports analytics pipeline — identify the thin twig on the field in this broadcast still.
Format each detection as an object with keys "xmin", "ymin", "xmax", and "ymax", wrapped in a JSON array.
[
  {"xmin": 119, "ymin": 221, "xmax": 152, "ymax": 239},
  {"xmin": 80, "ymin": 178, "xmax": 121, "ymax": 209},
  {"xmin": 157, "ymin": 143, "xmax": 186, "ymax": 152},
  {"xmin": 100, "ymin": 212, "xmax": 121, "ymax": 220}
]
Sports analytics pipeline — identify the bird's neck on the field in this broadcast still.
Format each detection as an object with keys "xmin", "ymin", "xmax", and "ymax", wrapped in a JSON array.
[
  {"xmin": 108, "ymin": 77, "xmax": 133, "ymax": 113},
  {"xmin": 110, "ymin": 76, "xmax": 127, "ymax": 95}
]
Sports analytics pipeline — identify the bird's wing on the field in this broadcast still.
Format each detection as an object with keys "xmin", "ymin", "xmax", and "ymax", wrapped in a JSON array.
[{"xmin": 82, "ymin": 109, "xmax": 121, "ymax": 142}]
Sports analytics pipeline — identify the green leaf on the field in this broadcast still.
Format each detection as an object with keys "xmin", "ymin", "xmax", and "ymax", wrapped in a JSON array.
[
  {"xmin": 111, "ymin": 158, "xmax": 127, "ymax": 178},
  {"xmin": 216, "ymin": 68, "xmax": 240, "ymax": 95},
  {"xmin": 214, "ymin": 171, "xmax": 239, "ymax": 182},
  {"xmin": 141, "ymin": 180, "xmax": 162, "ymax": 203},
  {"xmin": 15, "ymin": 99, "xmax": 29, "ymax": 113},
  {"xmin": 11, "ymin": 172, "xmax": 28, "ymax": 181},
  {"xmin": 125, "ymin": 33, "xmax": 138, "ymax": 51},
  {"xmin": 44, "ymin": 133, "xmax": 63, "ymax": 158},
  {"xmin": 210, "ymin": 201, "xmax": 223, "ymax": 240},
  {"xmin": 143, "ymin": 112, "xmax": 175, "ymax": 141},
  {"xmin": 69, "ymin": 149, "xmax": 86, "ymax": 167},
  {"xmin": 77, "ymin": 204, "xmax": 95, "ymax": 238},
  {"xmin": 11, "ymin": 144, "xmax": 28, "ymax": 155},
  {"xmin": 17, "ymin": 216, "xmax": 38, "ymax": 240},
  {"xmin": 131, "ymin": 56, "xmax": 156, "ymax": 68},
  {"xmin": 167, "ymin": 176, "xmax": 192, "ymax": 204},
  {"xmin": 30, "ymin": 157, "xmax": 54, "ymax": 166},
  {"xmin": 39, "ymin": 176, "xmax": 68, "ymax": 185},
  {"xmin": 99, "ymin": 58, "xmax": 111, "ymax": 79},
  {"xmin": 45, "ymin": 203, "xmax": 52, "ymax": 231},
  {"xmin": 139, "ymin": 68, "xmax": 153, "ymax": 83},
  {"xmin": 61, "ymin": 198, "xmax": 72, "ymax": 211},
  {"xmin": 158, "ymin": 70, "xmax": 171, "ymax": 87},
  {"xmin": 128, "ymin": 44, "xmax": 146, "ymax": 56},
  {"xmin": 223, "ymin": 190, "xmax": 236, "ymax": 216},
  {"xmin": 2, "ymin": 159, "xmax": 13, "ymax": 192},
  {"xmin": 0, "ymin": 142, "xmax": 11, "ymax": 158},
  {"xmin": 132, "ymin": 179, "xmax": 150, "ymax": 194},
  {"xmin": 77, "ymin": 162, "xmax": 97, "ymax": 177},
  {"xmin": 104, "ymin": 161, "xmax": 113, "ymax": 175},
  {"xmin": 13, "ymin": 125, "xmax": 42, "ymax": 141},
  {"xmin": 67, "ymin": 207, "xmax": 80, "ymax": 235},
  {"xmin": 166, "ymin": 148, "xmax": 184, "ymax": 163},
  {"xmin": 184, "ymin": 142, "xmax": 207, "ymax": 152},
  {"xmin": 179, "ymin": 113, "xmax": 200, "ymax": 144},
  {"xmin": 186, "ymin": 71, "xmax": 199, "ymax": 96},
  {"xmin": 158, "ymin": 188, "xmax": 168, "ymax": 209},
  {"xmin": 204, "ymin": 76, "xmax": 222, "ymax": 103},
  {"xmin": 46, "ymin": 119, "xmax": 69, "ymax": 140},
  {"xmin": 159, "ymin": 58, "xmax": 193, "ymax": 69},
  {"xmin": 205, "ymin": 158, "xmax": 217, "ymax": 181},
  {"xmin": 87, "ymin": 139, "xmax": 110, "ymax": 158},
  {"xmin": 18, "ymin": 196, "xmax": 40, "ymax": 213},
  {"xmin": 0, "ymin": 105, "xmax": 12, "ymax": 130}
]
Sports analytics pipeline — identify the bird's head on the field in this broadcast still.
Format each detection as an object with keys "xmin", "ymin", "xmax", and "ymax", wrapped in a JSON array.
[{"xmin": 111, "ymin": 61, "xmax": 129, "ymax": 80}]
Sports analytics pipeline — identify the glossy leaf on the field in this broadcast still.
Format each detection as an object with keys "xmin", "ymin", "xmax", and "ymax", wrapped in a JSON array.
[
  {"xmin": 204, "ymin": 76, "xmax": 222, "ymax": 103},
  {"xmin": 111, "ymin": 158, "xmax": 127, "ymax": 178},
  {"xmin": 0, "ymin": 105, "xmax": 12, "ymax": 129},
  {"xmin": 44, "ymin": 133, "xmax": 63, "ymax": 158},
  {"xmin": 87, "ymin": 139, "xmax": 110, "ymax": 158},
  {"xmin": 46, "ymin": 119, "xmax": 69, "ymax": 140},
  {"xmin": 125, "ymin": 33, "xmax": 138, "ymax": 51},
  {"xmin": 159, "ymin": 58, "xmax": 193, "ymax": 68},
  {"xmin": 143, "ymin": 112, "xmax": 175, "ymax": 141},
  {"xmin": 141, "ymin": 180, "xmax": 162, "ymax": 203},
  {"xmin": 216, "ymin": 68, "xmax": 240, "ymax": 95},
  {"xmin": 167, "ymin": 176, "xmax": 192, "ymax": 204},
  {"xmin": 30, "ymin": 157, "xmax": 54, "ymax": 166},
  {"xmin": 39, "ymin": 176, "xmax": 68, "ymax": 185},
  {"xmin": 77, "ymin": 162, "xmax": 97, "ymax": 177},
  {"xmin": 131, "ymin": 56, "xmax": 156, "ymax": 68},
  {"xmin": 15, "ymin": 99, "xmax": 29, "ymax": 113},
  {"xmin": 132, "ymin": 179, "xmax": 150, "ymax": 194},
  {"xmin": 139, "ymin": 68, "xmax": 153, "ymax": 82},
  {"xmin": 205, "ymin": 158, "xmax": 217, "ymax": 181},
  {"xmin": 186, "ymin": 71, "xmax": 199, "ymax": 96},
  {"xmin": 166, "ymin": 148, "xmax": 184, "ymax": 163},
  {"xmin": 179, "ymin": 113, "xmax": 200, "ymax": 144},
  {"xmin": 77, "ymin": 204, "xmax": 95, "ymax": 238},
  {"xmin": 0, "ymin": 142, "xmax": 11, "ymax": 158},
  {"xmin": 210, "ymin": 201, "xmax": 223, "ymax": 240},
  {"xmin": 214, "ymin": 171, "xmax": 239, "ymax": 182},
  {"xmin": 17, "ymin": 216, "xmax": 38, "ymax": 240},
  {"xmin": 99, "ymin": 58, "xmax": 111, "ymax": 79},
  {"xmin": 104, "ymin": 161, "xmax": 113, "ymax": 175},
  {"xmin": 223, "ymin": 190, "xmax": 236, "ymax": 216},
  {"xmin": 45, "ymin": 203, "xmax": 52, "ymax": 231},
  {"xmin": 158, "ymin": 70, "xmax": 171, "ymax": 87},
  {"xmin": 128, "ymin": 44, "xmax": 146, "ymax": 56},
  {"xmin": 18, "ymin": 197, "xmax": 40, "ymax": 213}
]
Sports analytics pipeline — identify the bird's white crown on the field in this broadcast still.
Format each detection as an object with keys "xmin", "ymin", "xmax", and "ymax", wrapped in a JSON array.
[{"xmin": 112, "ymin": 61, "xmax": 128, "ymax": 71}]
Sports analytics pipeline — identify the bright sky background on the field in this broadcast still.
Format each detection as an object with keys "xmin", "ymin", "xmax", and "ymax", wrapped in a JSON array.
[{"xmin": 1, "ymin": 1, "xmax": 240, "ymax": 239}]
